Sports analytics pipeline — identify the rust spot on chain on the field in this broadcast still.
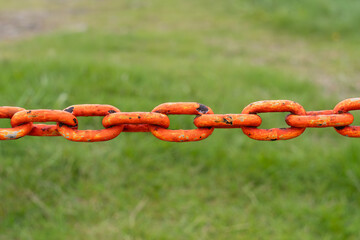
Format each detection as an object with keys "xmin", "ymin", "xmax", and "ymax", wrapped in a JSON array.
[
  {"xmin": 196, "ymin": 104, "xmax": 209, "ymax": 114},
  {"xmin": 222, "ymin": 116, "xmax": 233, "ymax": 125},
  {"xmin": 64, "ymin": 106, "xmax": 74, "ymax": 113}
]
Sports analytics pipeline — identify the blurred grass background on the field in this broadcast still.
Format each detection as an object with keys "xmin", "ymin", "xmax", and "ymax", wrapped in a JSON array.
[{"xmin": 0, "ymin": 0, "xmax": 360, "ymax": 239}]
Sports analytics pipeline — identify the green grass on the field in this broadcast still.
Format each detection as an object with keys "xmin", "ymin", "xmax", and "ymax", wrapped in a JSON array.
[
  {"xmin": 0, "ymin": 0, "xmax": 360, "ymax": 239},
  {"xmin": 244, "ymin": 0, "xmax": 360, "ymax": 39}
]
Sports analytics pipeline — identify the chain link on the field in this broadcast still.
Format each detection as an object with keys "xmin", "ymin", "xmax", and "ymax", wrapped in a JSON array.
[
  {"xmin": 149, "ymin": 102, "xmax": 214, "ymax": 142},
  {"xmin": 11, "ymin": 109, "xmax": 78, "ymax": 137},
  {"xmin": 286, "ymin": 110, "xmax": 354, "ymax": 128},
  {"xmin": 0, "ymin": 107, "xmax": 33, "ymax": 140},
  {"xmin": 1, "ymin": 98, "xmax": 360, "ymax": 142},
  {"xmin": 57, "ymin": 104, "xmax": 123, "ymax": 142},
  {"xmin": 241, "ymin": 100, "xmax": 306, "ymax": 141},
  {"xmin": 333, "ymin": 98, "xmax": 360, "ymax": 137}
]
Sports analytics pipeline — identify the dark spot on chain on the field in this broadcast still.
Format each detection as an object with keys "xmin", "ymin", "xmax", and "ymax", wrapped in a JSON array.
[
  {"xmin": 64, "ymin": 107, "xmax": 74, "ymax": 113},
  {"xmin": 108, "ymin": 110, "xmax": 116, "ymax": 114},
  {"xmin": 222, "ymin": 116, "xmax": 233, "ymax": 125},
  {"xmin": 27, "ymin": 111, "xmax": 31, "ymax": 114},
  {"xmin": 335, "ymin": 126, "xmax": 346, "ymax": 130},
  {"xmin": 196, "ymin": 104, "xmax": 209, "ymax": 114},
  {"xmin": 270, "ymin": 138, "xmax": 277, "ymax": 141},
  {"xmin": 138, "ymin": 116, "xmax": 141, "ymax": 119},
  {"xmin": 73, "ymin": 118, "xmax": 77, "ymax": 124},
  {"xmin": 59, "ymin": 122, "xmax": 76, "ymax": 128}
]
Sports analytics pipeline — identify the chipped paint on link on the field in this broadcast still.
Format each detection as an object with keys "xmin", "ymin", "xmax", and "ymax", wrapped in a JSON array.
[{"xmin": 0, "ymin": 127, "xmax": 32, "ymax": 140}]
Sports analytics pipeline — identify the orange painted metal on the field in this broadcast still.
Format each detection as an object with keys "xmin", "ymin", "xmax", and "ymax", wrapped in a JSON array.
[
  {"xmin": 1, "ymin": 98, "xmax": 360, "ymax": 142},
  {"xmin": 11, "ymin": 109, "xmax": 78, "ymax": 137},
  {"xmin": 149, "ymin": 102, "xmax": 214, "ymax": 142},
  {"xmin": 102, "ymin": 112, "xmax": 170, "ymax": 131},
  {"xmin": 57, "ymin": 104, "xmax": 124, "ymax": 142},
  {"xmin": 286, "ymin": 110, "xmax": 354, "ymax": 128},
  {"xmin": 123, "ymin": 124, "xmax": 151, "ymax": 132},
  {"xmin": 194, "ymin": 114, "xmax": 261, "ymax": 128},
  {"xmin": 333, "ymin": 98, "xmax": 360, "ymax": 137},
  {"xmin": 0, "ymin": 107, "xmax": 33, "ymax": 140},
  {"xmin": 241, "ymin": 100, "xmax": 306, "ymax": 141},
  {"xmin": 29, "ymin": 124, "xmax": 63, "ymax": 136},
  {"xmin": 0, "ymin": 107, "xmax": 26, "ymax": 118}
]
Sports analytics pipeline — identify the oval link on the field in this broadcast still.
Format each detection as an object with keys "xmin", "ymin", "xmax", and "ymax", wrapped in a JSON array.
[
  {"xmin": 0, "ymin": 107, "xmax": 33, "ymax": 140},
  {"xmin": 286, "ymin": 110, "xmax": 354, "ymax": 128},
  {"xmin": 194, "ymin": 114, "xmax": 261, "ymax": 128},
  {"xmin": 241, "ymin": 100, "xmax": 306, "ymax": 141},
  {"xmin": 57, "ymin": 104, "xmax": 124, "ymax": 142},
  {"xmin": 333, "ymin": 98, "xmax": 360, "ymax": 137},
  {"xmin": 149, "ymin": 102, "xmax": 214, "ymax": 142},
  {"xmin": 102, "ymin": 112, "xmax": 170, "ymax": 132},
  {"xmin": 11, "ymin": 109, "xmax": 78, "ymax": 137}
]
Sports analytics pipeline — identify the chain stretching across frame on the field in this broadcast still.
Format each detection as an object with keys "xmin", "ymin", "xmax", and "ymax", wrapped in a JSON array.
[{"xmin": 1, "ymin": 98, "xmax": 359, "ymax": 142}]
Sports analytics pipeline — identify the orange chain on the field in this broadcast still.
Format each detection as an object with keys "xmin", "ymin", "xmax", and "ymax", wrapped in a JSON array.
[{"xmin": 1, "ymin": 98, "xmax": 359, "ymax": 142}]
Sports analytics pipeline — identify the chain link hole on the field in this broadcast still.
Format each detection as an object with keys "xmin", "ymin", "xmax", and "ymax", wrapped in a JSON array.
[
  {"xmin": 335, "ymin": 111, "xmax": 360, "ymax": 130},
  {"xmin": 257, "ymin": 112, "xmax": 290, "ymax": 129},
  {"xmin": 349, "ymin": 111, "xmax": 360, "ymax": 127},
  {"xmin": 34, "ymin": 122, "xmax": 60, "ymax": 125},
  {"xmin": 75, "ymin": 117, "xmax": 105, "ymax": 130},
  {"xmin": 167, "ymin": 115, "xmax": 198, "ymax": 130},
  {"xmin": 0, "ymin": 119, "xmax": 11, "ymax": 128}
]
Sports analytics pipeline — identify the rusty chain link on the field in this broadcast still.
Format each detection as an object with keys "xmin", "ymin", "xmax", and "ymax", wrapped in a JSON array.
[{"xmin": 1, "ymin": 98, "xmax": 360, "ymax": 142}]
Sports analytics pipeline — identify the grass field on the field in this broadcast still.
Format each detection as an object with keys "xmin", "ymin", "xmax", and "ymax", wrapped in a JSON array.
[{"xmin": 0, "ymin": 0, "xmax": 360, "ymax": 239}]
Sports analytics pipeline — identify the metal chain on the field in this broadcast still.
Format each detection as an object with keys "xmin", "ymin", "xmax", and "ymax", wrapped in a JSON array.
[{"xmin": 1, "ymin": 98, "xmax": 359, "ymax": 142}]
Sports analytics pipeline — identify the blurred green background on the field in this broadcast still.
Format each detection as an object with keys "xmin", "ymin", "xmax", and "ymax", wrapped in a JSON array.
[{"xmin": 0, "ymin": 0, "xmax": 360, "ymax": 239}]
